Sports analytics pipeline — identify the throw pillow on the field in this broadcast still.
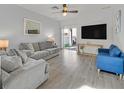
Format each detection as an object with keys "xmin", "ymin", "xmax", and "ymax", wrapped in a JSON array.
[
  {"xmin": 32, "ymin": 42, "xmax": 40, "ymax": 51},
  {"xmin": 19, "ymin": 43, "xmax": 34, "ymax": 51},
  {"xmin": 15, "ymin": 50, "xmax": 28, "ymax": 64},
  {"xmin": 1, "ymin": 56, "xmax": 23, "ymax": 73},
  {"xmin": 109, "ymin": 44, "xmax": 116, "ymax": 49},
  {"xmin": 110, "ymin": 47, "xmax": 121, "ymax": 57}
]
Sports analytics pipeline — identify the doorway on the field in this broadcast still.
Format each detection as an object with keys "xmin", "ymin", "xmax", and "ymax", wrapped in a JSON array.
[{"xmin": 62, "ymin": 27, "xmax": 77, "ymax": 51}]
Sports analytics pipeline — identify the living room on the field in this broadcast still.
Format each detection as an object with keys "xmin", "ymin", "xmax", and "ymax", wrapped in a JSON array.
[{"xmin": 1, "ymin": 2, "xmax": 124, "ymax": 91}]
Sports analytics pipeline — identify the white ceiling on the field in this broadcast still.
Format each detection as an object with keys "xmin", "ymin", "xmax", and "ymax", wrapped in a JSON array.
[{"xmin": 18, "ymin": 4, "xmax": 119, "ymax": 21}]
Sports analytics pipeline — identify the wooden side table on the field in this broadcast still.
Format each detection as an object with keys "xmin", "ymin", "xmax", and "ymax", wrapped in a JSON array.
[{"xmin": 77, "ymin": 43, "xmax": 103, "ymax": 55}]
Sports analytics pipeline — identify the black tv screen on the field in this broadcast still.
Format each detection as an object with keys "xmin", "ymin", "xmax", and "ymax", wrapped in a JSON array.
[{"xmin": 81, "ymin": 24, "xmax": 107, "ymax": 39}]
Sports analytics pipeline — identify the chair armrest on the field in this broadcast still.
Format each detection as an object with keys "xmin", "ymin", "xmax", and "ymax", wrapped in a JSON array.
[
  {"xmin": 96, "ymin": 55, "xmax": 124, "ymax": 74},
  {"xmin": 98, "ymin": 48, "xmax": 109, "ymax": 54},
  {"xmin": 97, "ymin": 55, "xmax": 124, "ymax": 67}
]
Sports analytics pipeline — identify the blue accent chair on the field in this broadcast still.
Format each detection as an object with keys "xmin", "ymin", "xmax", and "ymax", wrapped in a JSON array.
[{"xmin": 96, "ymin": 44, "xmax": 124, "ymax": 79}]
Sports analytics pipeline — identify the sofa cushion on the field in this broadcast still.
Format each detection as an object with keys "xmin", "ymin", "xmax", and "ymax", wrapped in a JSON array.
[
  {"xmin": 19, "ymin": 43, "xmax": 34, "ymax": 51},
  {"xmin": 110, "ymin": 47, "xmax": 121, "ymax": 57},
  {"xmin": 32, "ymin": 42, "xmax": 40, "ymax": 52},
  {"xmin": 27, "ymin": 58, "xmax": 45, "ymax": 64},
  {"xmin": 1, "ymin": 56, "xmax": 23, "ymax": 73},
  {"xmin": 98, "ymin": 52, "xmax": 110, "ymax": 56},
  {"xmin": 15, "ymin": 50, "xmax": 28, "ymax": 64},
  {"xmin": 38, "ymin": 41, "xmax": 54, "ymax": 50},
  {"xmin": 21, "ymin": 50, "xmax": 34, "ymax": 57},
  {"xmin": 22, "ymin": 58, "xmax": 46, "ymax": 72},
  {"xmin": 38, "ymin": 42, "xmax": 47, "ymax": 50},
  {"xmin": 30, "ymin": 50, "xmax": 49, "ymax": 60},
  {"xmin": 45, "ymin": 42, "xmax": 55, "ymax": 49},
  {"xmin": 45, "ymin": 48, "xmax": 60, "ymax": 54},
  {"xmin": 98, "ymin": 48, "xmax": 109, "ymax": 54}
]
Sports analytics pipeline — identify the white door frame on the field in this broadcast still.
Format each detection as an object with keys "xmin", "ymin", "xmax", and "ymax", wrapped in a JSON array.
[{"xmin": 61, "ymin": 26, "xmax": 77, "ymax": 49}]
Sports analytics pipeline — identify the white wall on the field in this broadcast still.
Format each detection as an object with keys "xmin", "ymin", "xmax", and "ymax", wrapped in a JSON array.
[
  {"xmin": 118, "ymin": 8, "xmax": 124, "ymax": 51},
  {"xmin": 0, "ymin": 5, "xmax": 61, "ymax": 49},
  {"xmin": 112, "ymin": 6, "xmax": 124, "ymax": 51},
  {"xmin": 1, "ymin": 5, "xmax": 124, "ymax": 51},
  {"xmin": 61, "ymin": 5, "xmax": 124, "ymax": 52},
  {"xmin": 61, "ymin": 9, "xmax": 114, "ymax": 48}
]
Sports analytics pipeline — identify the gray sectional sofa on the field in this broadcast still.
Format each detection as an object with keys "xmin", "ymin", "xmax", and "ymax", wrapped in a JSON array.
[
  {"xmin": 1, "ymin": 41, "xmax": 59, "ymax": 89},
  {"xmin": 19, "ymin": 41, "xmax": 60, "ymax": 60},
  {"xmin": 1, "ymin": 49, "xmax": 49, "ymax": 89}
]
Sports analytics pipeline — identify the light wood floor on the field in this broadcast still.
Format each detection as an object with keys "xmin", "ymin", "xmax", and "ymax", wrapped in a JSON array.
[{"xmin": 38, "ymin": 49, "xmax": 124, "ymax": 89}]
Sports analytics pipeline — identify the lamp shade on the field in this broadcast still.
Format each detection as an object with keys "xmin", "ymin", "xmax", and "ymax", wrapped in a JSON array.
[
  {"xmin": 0, "ymin": 40, "xmax": 9, "ymax": 48},
  {"xmin": 47, "ymin": 35, "xmax": 55, "ymax": 42}
]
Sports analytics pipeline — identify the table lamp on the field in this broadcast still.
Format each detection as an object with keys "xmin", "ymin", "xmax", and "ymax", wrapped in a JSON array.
[
  {"xmin": 0, "ymin": 40, "xmax": 9, "ymax": 51},
  {"xmin": 47, "ymin": 35, "xmax": 55, "ymax": 43}
]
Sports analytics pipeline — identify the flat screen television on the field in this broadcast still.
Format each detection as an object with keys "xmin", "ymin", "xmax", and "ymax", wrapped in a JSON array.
[{"xmin": 81, "ymin": 24, "xmax": 107, "ymax": 39}]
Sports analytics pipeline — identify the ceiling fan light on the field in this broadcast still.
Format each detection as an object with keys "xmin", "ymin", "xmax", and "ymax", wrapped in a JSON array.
[
  {"xmin": 63, "ymin": 7, "xmax": 68, "ymax": 11},
  {"xmin": 63, "ymin": 12, "xmax": 67, "ymax": 16}
]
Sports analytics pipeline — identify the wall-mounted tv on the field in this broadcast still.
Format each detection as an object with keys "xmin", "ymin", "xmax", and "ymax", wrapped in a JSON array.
[{"xmin": 81, "ymin": 24, "xmax": 107, "ymax": 39}]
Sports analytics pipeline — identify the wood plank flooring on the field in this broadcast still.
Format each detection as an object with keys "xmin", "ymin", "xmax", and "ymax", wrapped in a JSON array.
[{"xmin": 38, "ymin": 49, "xmax": 124, "ymax": 89}]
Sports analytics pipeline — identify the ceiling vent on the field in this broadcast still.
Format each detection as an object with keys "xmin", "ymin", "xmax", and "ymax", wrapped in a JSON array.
[
  {"xmin": 102, "ymin": 6, "xmax": 111, "ymax": 10},
  {"xmin": 51, "ymin": 6, "xmax": 59, "ymax": 10}
]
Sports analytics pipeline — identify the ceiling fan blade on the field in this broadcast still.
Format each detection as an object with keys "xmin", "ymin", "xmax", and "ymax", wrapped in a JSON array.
[
  {"xmin": 67, "ymin": 10, "xmax": 78, "ymax": 13},
  {"xmin": 51, "ymin": 4, "xmax": 78, "ymax": 15},
  {"xmin": 52, "ymin": 11, "xmax": 63, "ymax": 13}
]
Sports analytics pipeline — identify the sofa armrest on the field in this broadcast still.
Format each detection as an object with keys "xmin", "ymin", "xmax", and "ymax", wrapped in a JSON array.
[
  {"xmin": 3, "ymin": 59, "xmax": 48, "ymax": 89},
  {"xmin": 98, "ymin": 48, "xmax": 109, "ymax": 54}
]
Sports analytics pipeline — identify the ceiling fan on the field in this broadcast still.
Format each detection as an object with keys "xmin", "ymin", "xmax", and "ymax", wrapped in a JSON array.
[{"xmin": 53, "ymin": 4, "xmax": 78, "ymax": 16}]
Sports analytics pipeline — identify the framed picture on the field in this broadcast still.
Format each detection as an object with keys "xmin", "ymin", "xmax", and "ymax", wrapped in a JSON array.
[
  {"xmin": 24, "ymin": 18, "xmax": 40, "ymax": 35},
  {"xmin": 115, "ymin": 10, "xmax": 121, "ymax": 33}
]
